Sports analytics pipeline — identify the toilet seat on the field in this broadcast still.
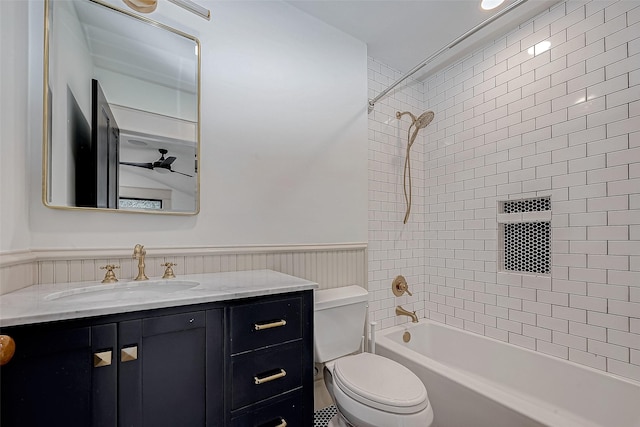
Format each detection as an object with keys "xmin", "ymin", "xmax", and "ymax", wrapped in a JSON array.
[{"xmin": 332, "ymin": 352, "xmax": 428, "ymax": 414}]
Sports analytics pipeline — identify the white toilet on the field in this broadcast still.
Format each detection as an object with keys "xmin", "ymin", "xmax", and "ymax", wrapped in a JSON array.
[{"xmin": 314, "ymin": 285, "xmax": 434, "ymax": 427}]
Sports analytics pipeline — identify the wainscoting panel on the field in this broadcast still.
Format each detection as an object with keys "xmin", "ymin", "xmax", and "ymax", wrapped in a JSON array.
[{"xmin": 0, "ymin": 244, "xmax": 367, "ymax": 295}]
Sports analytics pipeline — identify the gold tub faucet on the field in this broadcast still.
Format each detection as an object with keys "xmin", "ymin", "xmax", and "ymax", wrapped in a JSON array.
[
  {"xmin": 396, "ymin": 305, "xmax": 419, "ymax": 323},
  {"xmin": 133, "ymin": 244, "xmax": 149, "ymax": 281}
]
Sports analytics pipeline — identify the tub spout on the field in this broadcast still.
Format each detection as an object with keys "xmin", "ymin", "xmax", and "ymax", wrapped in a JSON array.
[{"xmin": 396, "ymin": 305, "xmax": 418, "ymax": 323}]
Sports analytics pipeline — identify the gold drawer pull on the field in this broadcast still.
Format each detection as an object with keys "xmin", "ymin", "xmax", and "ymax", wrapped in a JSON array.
[
  {"xmin": 121, "ymin": 346, "xmax": 138, "ymax": 362},
  {"xmin": 254, "ymin": 320, "xmax": 286, "ymax": 331},
  {"xmin": 254, "ymin": 369, "xmax": 286, "ymax": 385},
  {"xmin": 94, "ymin": 350, "xmax": 112, "ymax": 368},
  {"xmin": 258, "ymin": 418, "xmax": 287, "ymax": 427}
]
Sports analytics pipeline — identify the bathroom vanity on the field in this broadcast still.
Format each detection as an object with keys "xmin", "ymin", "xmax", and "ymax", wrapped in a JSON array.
[{"xmin": 0, "ymin": 270, "xmax": 316, "ymax": 427}]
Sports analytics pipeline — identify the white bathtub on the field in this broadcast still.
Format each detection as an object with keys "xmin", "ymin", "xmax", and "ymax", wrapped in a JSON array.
[{"xmin": 374, "ymin": 320, "xmax": 640, "ymax": 427}]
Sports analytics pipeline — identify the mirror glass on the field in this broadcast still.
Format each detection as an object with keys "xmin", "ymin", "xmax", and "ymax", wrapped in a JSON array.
[{"xmin": 44, "ymin": 0, "xmax": 200, "ymax": 214}]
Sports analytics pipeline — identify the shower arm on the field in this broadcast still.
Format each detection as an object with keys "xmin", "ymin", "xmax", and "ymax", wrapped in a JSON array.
[
  {"xmin": 367, "ymin": 0, "xmax": 529, "ymax": 113},
  {"xmin": 396, "ymin": 111, "xmax": 417, "ymax": 123}
]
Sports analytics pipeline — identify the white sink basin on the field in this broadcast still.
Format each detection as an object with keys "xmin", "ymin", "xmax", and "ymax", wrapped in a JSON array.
[{"xmin": 44, "ymin": 280, "xmax": 200, "ymax": 303}]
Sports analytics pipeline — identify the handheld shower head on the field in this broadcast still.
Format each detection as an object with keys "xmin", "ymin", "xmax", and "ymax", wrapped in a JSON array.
[
  {"xmin": 396, "ymin": 110, "xmax": 434, "ymax": 130},
  {"xmin": 414, "ymin": 111, "xmax": 434, "ymax": 129},
  {"xmin": 396, "ymin": 110, "xmax": 435, "ymax": 224}
]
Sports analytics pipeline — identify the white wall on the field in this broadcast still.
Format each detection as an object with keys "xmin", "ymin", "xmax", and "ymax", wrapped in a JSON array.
[
  {"xmin": 0, "ymin": 0, "xmax": 31, "ymax": 253},
  {"xmin": 14, "ymin": 0, "xmax": 368, "ymax": 250},
  {"xmin": 368, "ymin": 0, "xmax": 640, "ymax": 382}
]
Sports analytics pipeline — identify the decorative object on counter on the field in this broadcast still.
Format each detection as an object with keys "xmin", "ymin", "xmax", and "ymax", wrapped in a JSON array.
[
  {"xmin": 395, "ymin": 110, "xmax": 435, "ymax": 224},
  {"xmin": 133, "ymin": 244, "xmax": 149, "ymax": 281},
  {"xmin": 100, "ymin": 264, "xmax": 120, "ymax": 283},
  {"xmin": 0, "ymin": 335, "xmax": 16, "ymax": 365},
  {"xmin": 391, "ymin": 275, "xmax": 412, "ymax": 297},
  {"xmin": 161, "ymin": 262, "xmax": 177, "ymax": 279},
  {"xmin": 396, "ymin": 305, "xmax": 418, "ymax": 323}
]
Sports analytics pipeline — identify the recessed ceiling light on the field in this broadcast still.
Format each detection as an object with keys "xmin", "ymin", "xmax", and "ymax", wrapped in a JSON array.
[{"xmin": 481, "ymin": 0, "xmax": 505, "ymax": 10}]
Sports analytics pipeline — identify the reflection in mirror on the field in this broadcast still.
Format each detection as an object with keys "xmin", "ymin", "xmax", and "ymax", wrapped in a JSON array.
[{"xmin": 44, "ymin": 0, "xmax": 200, "ymax": 214}]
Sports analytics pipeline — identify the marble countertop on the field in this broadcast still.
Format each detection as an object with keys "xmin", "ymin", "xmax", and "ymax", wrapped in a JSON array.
[{"xmin": 0, "ymin": 269, "xmax": 317, "ymax": 327}]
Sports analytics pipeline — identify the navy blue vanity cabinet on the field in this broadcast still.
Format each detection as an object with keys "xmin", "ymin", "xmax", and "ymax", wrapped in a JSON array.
[
  {"xmin": 0, "ymin": 321, "xmax": 118, "ymax": 427},
  {"xmin": 0, "ymin": 289, "xmax": 312, "ymax": 427},
  {"xmin": 227, "ymin": 291, "xmax": 314, "ymax": 426},
  {"xmin": 0, "ymin": 307, "xmax": 224, "ymax": 427}
]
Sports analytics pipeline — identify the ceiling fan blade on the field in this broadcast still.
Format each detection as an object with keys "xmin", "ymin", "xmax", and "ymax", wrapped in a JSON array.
[
  {"xmin": 161, "ymin": 156, "xmax": 177, "ymax": 166},
  {"xmin": 120, "ymin": 161, "xmax": 154, "ymax": 169},
  {"xmin": 170, "ymin": 169, "xmax": 193, "ymax": 178}
]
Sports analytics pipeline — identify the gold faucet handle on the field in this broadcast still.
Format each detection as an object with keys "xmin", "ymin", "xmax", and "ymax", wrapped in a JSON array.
[
  {"xmin": 161, "ymin": 262, "xmax": 177, "ymax": 279},
  {"xmin": 392, "ymin": 275, "xmax": 412, "ymax": 296},
  {"xmin": 100, "ymin": 264, "xmax": 120, "ymax": 283}
]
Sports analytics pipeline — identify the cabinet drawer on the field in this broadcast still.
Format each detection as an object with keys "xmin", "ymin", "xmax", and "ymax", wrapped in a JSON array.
[
  {"xmin": 230, "ymin": 296, "xmax": 302, "ymax": 354},
  {"xmin": 231, "ymin": 340, "xmax": 302, "ymax": 409},
  {"xmin": 231, "ymin": 390, "xmax": 303, "ymax": 427}
]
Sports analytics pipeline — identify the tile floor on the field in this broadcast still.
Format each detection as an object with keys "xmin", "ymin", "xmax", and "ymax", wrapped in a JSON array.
[{"xmin": 314, "ymin": 404, "xmax": 337, "ymax": 427}]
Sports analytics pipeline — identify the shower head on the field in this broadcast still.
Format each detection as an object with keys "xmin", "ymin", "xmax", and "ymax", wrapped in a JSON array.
[
  {"xmin": 396, "ymin": 110, "xmax": 435, "ymax": 130},
  {"xmin": 414, "ymin": 111, "xmax": 434, "ymax": 129}
]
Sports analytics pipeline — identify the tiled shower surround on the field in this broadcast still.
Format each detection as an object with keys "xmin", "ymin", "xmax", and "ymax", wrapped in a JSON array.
[{"xmin": 368, "ymin": 0, "xmax": 640, "ymax": 382}]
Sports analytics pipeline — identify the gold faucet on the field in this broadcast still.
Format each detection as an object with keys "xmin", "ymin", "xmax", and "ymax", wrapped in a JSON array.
[
  {"xmin": 161, "ymin": 262, "xmax": 177, "ymax": 279},
  {"xmin": 396, "ymin": 305, "xmax": 418, "ymax": 323},
  {"xmin": 100, "ymin": 264, "xmax": 120, "ymax": 283},
  {"xmin": 133, "ymin": 244, "xmax": 149, "ymax": 281}
]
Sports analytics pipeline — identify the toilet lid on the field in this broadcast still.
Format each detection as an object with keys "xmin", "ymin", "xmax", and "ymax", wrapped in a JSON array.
[{"xmin": 333, "ymin": 352, "xmax": 428, "ymax": 415}]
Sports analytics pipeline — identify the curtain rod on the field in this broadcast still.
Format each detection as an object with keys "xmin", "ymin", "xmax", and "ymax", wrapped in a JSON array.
[{"xmin": 368, "ymin": 0, "xmax": 529, "ymax": 113}]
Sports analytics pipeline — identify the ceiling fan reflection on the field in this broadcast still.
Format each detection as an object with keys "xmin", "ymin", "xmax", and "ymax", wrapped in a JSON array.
[{"xmin": 120, "ymin": 149, "xmax": 193, "ymax": 177}]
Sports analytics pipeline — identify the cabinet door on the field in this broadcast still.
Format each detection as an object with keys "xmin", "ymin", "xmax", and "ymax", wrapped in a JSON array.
[
  {"xmin": 119, "ymin": 311, "xmax": 206, "ymax": 427},
  {"xmin": 0, "ymin": 323, "xmax": 117, "ymax": 427}
]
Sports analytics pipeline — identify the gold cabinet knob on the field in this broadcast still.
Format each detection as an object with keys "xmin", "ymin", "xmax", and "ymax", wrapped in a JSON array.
[
  {"xmin": 0, "ymin": 335, "xmax": 16, "ymax": 366},
  {"xmin": 93, "ymin": 350, "xmax": 112, "ymax": 367},
  {"xmin": 121, "ymin": 346, "xmax": 138, "ymax": 362},
  {"xmin": 100, "ymin": 264, "xmax": 120, "ymax": 283},
  {"xmin": 161, "ymin": 262, "xmax": 177, "ymax": 279}
]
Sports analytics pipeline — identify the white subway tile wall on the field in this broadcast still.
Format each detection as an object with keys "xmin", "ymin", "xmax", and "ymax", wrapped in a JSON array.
[
  {"xmin": 368, "ymin": 58, "xmax": 426, "ymax": 329},
  {"xmin": 368, "ymin": 0, "xmax": 640, "ymax": 382}
]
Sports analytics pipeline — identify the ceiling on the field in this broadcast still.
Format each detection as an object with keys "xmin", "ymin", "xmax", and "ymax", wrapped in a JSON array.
[
  {"xmin": 287, "ymin": 0, "xmax": 561, "ymax": 80},
  {"xmin": 73, "ymin": 0, "xmax": 198, "ymax": 93}
]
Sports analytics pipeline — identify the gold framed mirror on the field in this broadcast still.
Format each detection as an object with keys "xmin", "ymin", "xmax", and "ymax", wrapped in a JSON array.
[{"xmin": 43, "ymin": 0, "xmax": 200, "ymax": 214}]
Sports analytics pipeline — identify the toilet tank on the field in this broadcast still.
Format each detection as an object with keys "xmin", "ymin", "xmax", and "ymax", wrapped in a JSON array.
[{"xmin": 314, "ymin": 285, "xmax": 368, "ymax": 363}]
